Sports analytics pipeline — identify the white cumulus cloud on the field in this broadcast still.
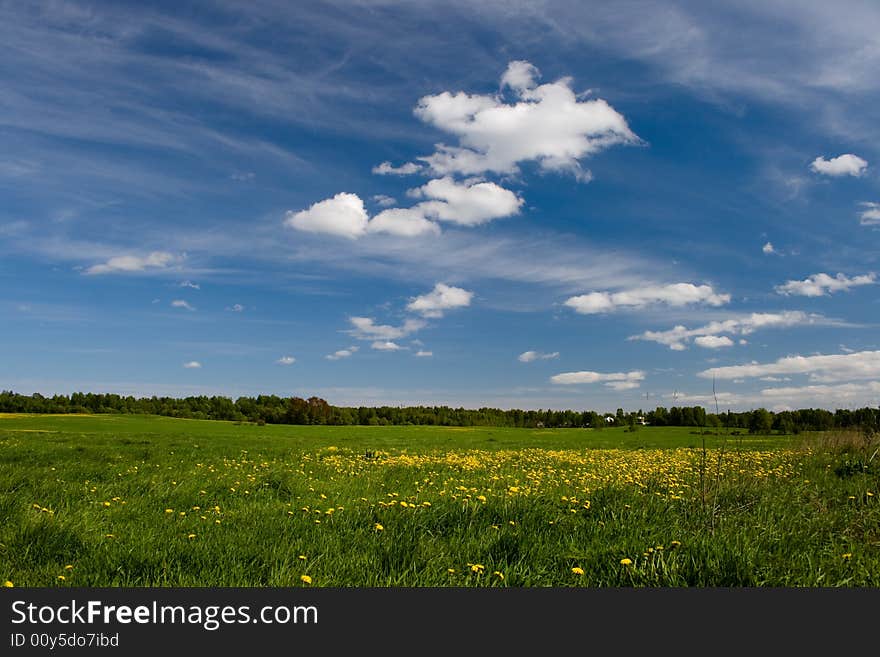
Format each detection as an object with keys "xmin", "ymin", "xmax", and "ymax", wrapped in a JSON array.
[
  {"xmin": 183, "ymin": 361, "xmax": 201, "ymax": 369},
  {"xmin": 85, "ymin": 251, "xmax": 180, "ymax": 275},
  {"xmin": 284, "ymin": 192, "xmax": 369, "ymax": 239},
  {"xmin": 564, "ymin": 283, "xmax": 729, "ymax": 315},
  {"xmin": 762, "ymin": 242, "xmax": 775, "ymax": 254},
  {"xmin": 809, "ymin": 154, "xmax": 868, "ymax": 177},
  {"xmin": 414, "ymin": 350, "xmax": 433, "ymax": 357},
  {"xmin": 412, "ymin": 60, "xmax": 637, "ymax": 177},
  {"xmin": 775, "ymin": 272, "xmax": 876, "ymax": 297},
  {"xmin": 276, "ymin": 356, "xmax": 296, "ymax": 365},
  {"xmin": 406, "ymin": 283, "xmax": 473, "ymax": 318},
  {"xmin": 518, "ymin": 350, "xmax": 560, "ymax": 362}
]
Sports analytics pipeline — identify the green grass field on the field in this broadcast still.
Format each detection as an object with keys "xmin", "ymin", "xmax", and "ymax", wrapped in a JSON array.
[{"xmin": 2, "ymin": 413, "xmax": 878, "ymax": 586}]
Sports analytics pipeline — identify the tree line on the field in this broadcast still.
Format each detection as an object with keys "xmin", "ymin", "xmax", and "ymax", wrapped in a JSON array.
[{"xmin": 2, "ymin": 390, "xmax": 878, "ymax": 434}]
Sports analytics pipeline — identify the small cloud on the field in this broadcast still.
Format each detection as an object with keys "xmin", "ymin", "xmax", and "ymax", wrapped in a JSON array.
[
  {"xmin": 810, "ymin": 154, "xmax": 868, "ymax": 177},
  {"xmin": 230, "ymin": 171, "xmax": 255, "ymax": 181},
  {"xmin": 762, "ymin": 242, "xmax": 775, "ymax": 255},
  {"xmin": 859, "ymin": 202, "xmax": 880, "ymax": 226},
  {"xmin": 183, "ymin": 361, "xmax": 202, "ymax": 369},
  {"xmin": 276, "ymin": 356, "xmax": 296, "ymax": 365},
  {"xmin": 226, "ymin": 304, "xmax": 245, "ymax": 312},
  {"xmin": 171, "ymin": 299, "xmax": 196, "ymax": 311},
  {"xmin": 415, "ymin": 350, "xmax": 433, "ymax": 357},
  {"xmin": 775, "ymin": 272, "xmax": 876, "ymax": 297},
  {"xmin": 349, "ymin": 317, "xmax": 425, "ymax": 340},
  {"xmin": 518, "ymin": 350, "xmax": 560, "ymax": 362},
  {"xmin": 372, "ymin": 161, "xmax": 423, "ymax": 176},
  {"xmin": 694, "ymin": 335, "xmax": 734, "ymax": 349},
  {"xmin": 326, "ymin": 346, "xmax": 359, "ymax": 360},
  {"xmin": 565, "ymin": 283, "xmax": 729, "ymax": 315},
  {"xmin": 371, "ymin": 341, "xmax": 404, "ymax": 351},
  {"xmin": 85, "ymin": 251, "xmax": 181, "ymax": 275},
  {"xmin": 551, "ymin": 370, "xmax": 645, "ymax": 388},
  {"xmin": 372, "ymin": 194, "xmax": 397, "ymax": 207},
  {"xmin": 284, "ymin": 192, "xmax": 369, "ymax": 239},
  {"xmin": 179, "ymin": 280, "xmax": 200, "ymax": 290},
  {"xmin": 407, "ymin": 283, "xmax": 473, "ymax": 318}
]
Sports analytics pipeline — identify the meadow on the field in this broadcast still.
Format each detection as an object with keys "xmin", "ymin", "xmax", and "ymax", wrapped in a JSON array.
[{"xmin": 1, "ymin": 413, "xmax": 878, "ymax": 587}]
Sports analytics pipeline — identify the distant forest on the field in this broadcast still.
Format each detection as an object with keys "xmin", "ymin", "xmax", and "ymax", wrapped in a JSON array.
[{"xmin": 2, "ymin": 390, "xmax": 879, "ymax": 435}]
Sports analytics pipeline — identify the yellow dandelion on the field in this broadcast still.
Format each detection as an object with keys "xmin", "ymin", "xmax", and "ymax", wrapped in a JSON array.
[
  {"xmin": 620, "ymin": 558, "xmax": 633, "ymax": 566},
  {"xmin": 300, "ymin": 575, "xmax": 312, "ymax": 585},
  {"xmin": 4, "ymin": 580, "xmax": 14, "ymax": 587},
  {"xmin": 102, "ymin": 501, "xmax": 111, "ymax": 507},
  {"xmin": 104, "ymin": 534, "xmax": 115, "ymax": 538},
  {"xmin": 298, "ymin": 555, "xmax": 307, "ymax": 560},
  {"xmin": 374, "ymin": 523, "xmax": 384, "ymax": 531},
  {"xmin": 64, "ymin": 565, "xmax": 73, "ymax": 571},
  {"xmin": 187, "ymin": 533, "xmax": 196, "ymax": 540},
  {"xmin": 57, "ymin": 575, "xmax": 66, "ymax": 581},
  {"xmin": 842, "ymin": 553, "xmax": 852, "ymax": 559},
  {"xmin": 571, "ymin": 567, "xmax": 585, "ymax": 576},
  {"xmin": 670, "ymin": 541, "xmax": 681, "ymax": 548},
  {"xmin": 493, "ymin": 571, "xmax": 504, "ymax": 580},
  {"xmin": 470, "ymin": 564, "xmax": 485, "ymax": 573},
  {"xmin": 447, "ymin": 568, "xmax": 455, "ymax": 574},
  {"xmin": 165, "ymin": 508, "xmax": 174, "ymax": 514}
]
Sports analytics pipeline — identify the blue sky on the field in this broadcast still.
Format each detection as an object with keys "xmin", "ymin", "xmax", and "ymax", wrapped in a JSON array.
[{"xmin": 2, "ymin": 0, "xmax": 880, "ymax": 411}]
